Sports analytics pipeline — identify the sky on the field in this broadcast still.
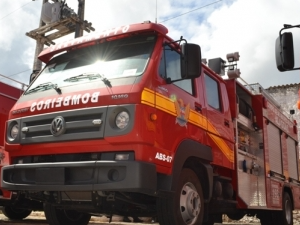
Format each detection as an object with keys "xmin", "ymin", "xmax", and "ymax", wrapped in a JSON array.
[{"xmin": 0, "ymin": 0, "xmax": 300, "ymax": 90}]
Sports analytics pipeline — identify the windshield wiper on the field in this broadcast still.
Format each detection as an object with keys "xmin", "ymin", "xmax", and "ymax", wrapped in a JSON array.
[
  {"xmin": 64, "ymin": 72, "xmax": 112, "ymax": 88},
  {"xmin": 26, "ymin": 82, "xmax": 62, "ymax": 95}
]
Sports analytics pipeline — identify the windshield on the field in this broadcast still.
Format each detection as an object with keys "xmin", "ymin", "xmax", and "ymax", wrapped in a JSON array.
[{"xmin": 25, "ymin": 34, "xmax": 157, "ymax": 95}]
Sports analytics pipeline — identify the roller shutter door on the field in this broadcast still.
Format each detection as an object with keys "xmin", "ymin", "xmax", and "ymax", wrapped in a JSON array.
[
  {"xmin": 287, "ymin": 137, "xmax": 298, "ymax": 180},
  {"xmin": 267, "ymin": 122, "xmax": 282, "ymax": 174}
]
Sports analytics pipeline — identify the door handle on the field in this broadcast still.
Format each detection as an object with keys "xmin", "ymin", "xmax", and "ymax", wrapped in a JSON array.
[
  {"xmin": 195, "ymin": 103, "xmax": 202, "ymax": 113},
  {"xmin": 224, "ymin": 119, "xmax": 230, "ymax": 127}
]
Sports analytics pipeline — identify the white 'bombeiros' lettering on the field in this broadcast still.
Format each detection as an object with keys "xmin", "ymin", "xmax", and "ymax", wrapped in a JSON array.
[
  {"xmin": 51, "ymin": 98, "xmax": 56, "ymax": 108},
  {"xmin": 44, "ymin": 99, "xmax": 51, "ymax": 109},
  {"xmin": 48, "ymin": 25, "xmax": 131, "ymax": 53},
  {"xmin": 72, "ymin": 94, "xmax": 81, "ymax": 105},
  {"xmin": 37, "ymin": 101, "xmax": 44, "ymax": 111},
  {"xmin": 91, "ymin": 92, "xmax": 100, "ymax": 103},
  {"xmin": 81, "ymin": 93, "xmax": 90, "ymax": 104},
  {"xmin": 30, "ymin": 92, "xmax": 100, "ymax": 112},
  {"xmin": 63, "ymin": 96, "xmax": 71, "ymax": 106},
  {"xmin": 56, "ymin": 97, "xmax": 63, "ymax": 107},
  {"xmin": 114, "ymin": 27, "xmax": 121, "ymax": 35},
  {"xmin": 31, "ymin": 102, "xmax": 37, "ymax": 112},
  {"xmin": 122, "ymin": 25, "xmax": 130, "ymax": 33}
]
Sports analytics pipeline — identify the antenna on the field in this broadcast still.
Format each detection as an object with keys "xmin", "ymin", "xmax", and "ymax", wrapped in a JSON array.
[{"xmin": 155, "ymin": 0, "xmax": 157, "ymax": 23}]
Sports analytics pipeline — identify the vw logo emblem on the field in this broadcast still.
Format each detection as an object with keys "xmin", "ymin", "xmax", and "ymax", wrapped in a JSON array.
[{"xmin": 50, "ymin": 116, "xmax": 66, "ymax": 137}]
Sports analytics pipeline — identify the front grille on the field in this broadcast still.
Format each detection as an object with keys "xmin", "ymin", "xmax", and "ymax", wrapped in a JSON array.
[
  {"xmin": 20, "ymin": 107, "xmax": 107, "ymax": 144},
  {"xmin": 13, "ymin": 151, "xmax": 135, "ymax": 164}
]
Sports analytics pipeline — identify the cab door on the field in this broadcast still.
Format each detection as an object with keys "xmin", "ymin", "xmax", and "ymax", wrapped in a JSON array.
[
  {"xmin": 203, "ymin": 72, "xmax": 234, "ymax": 169},
  {"xmin": 152, "ymin": 41, "xmax": 207, "ymax": 166}
]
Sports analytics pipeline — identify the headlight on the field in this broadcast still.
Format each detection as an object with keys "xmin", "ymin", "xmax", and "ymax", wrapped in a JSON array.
[
  {"xmin": 10, "ymin": 124, "xmax": 19, "ymax": 140},
  {"xmin": 115, "ymin": 153, "xmax": 130, "ymax": 161},
  {"xmin": 115, "ymin": 111, "xmax": 129, "ymax": 129}
]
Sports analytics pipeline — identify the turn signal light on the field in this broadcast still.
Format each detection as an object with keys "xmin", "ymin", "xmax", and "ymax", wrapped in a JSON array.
[{"xmin": 150, "ymin": 113, "xmax": 157, "ymax": 121}]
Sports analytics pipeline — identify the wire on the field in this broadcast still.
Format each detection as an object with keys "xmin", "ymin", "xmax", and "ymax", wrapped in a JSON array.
[
  {"xmin": 0, "ymin": 69, "xmax": 31, "ymax": 82},
  {"xmin": 9, "ymin": 69, "xmax": 31, "ymax": 77},
  {"xmin": 160, "ymin": 0, "xmax": 223, "ymax": 23},
  {"xmin": 0, "ymin": 1, "xmax": 37, "ymax": 21}
]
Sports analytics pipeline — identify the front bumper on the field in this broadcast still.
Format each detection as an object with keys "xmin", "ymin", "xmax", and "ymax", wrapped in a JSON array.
[{"xmin": 2, "ymin": 161, "xmax": 157, "ymax": 195}]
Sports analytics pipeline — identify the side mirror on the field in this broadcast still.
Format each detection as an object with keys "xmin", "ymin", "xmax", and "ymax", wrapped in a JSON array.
[
  {"xmin": 275, "ymin": 32, "xmax": 295, "ymax": 71},
  {"xmin": 181, "ymin": 43, "xmax": 201, "ymax": 79}
]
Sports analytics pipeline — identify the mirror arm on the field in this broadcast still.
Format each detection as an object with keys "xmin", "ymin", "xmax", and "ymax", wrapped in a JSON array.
[
  {"xmin": 165, "ymin": 77, "xmax": 183, "ymax": 84},
  {"xmin": 279, "ymin": 24, "xmax": 300, "ymax": 36}
]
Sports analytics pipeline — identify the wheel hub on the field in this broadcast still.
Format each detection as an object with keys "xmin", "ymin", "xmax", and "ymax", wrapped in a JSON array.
[{"xmin": 180, "ymin": 182, "xmax": 201, "ymax": 225}]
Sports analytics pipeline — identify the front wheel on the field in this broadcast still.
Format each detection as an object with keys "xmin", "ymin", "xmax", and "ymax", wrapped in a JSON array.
[
  {"xmin": 1, "ymin": 206, "xmax": 32, "ymax": 220},
  {"xmin": 157, "ymin": 168, "xmax": 204, "ymax": 225},
  {"xmin": 44, "ymin": 204, "xmax": 91, "ymax": 225}
]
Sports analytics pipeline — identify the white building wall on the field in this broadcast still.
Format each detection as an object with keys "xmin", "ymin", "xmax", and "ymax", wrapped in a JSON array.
[{"xmin": 266, "ymin": 84, "xmax": 300, "ymax": 141}]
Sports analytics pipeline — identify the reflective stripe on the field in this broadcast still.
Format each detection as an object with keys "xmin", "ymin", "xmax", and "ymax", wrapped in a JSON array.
[
  {"xmin": 141, "ymin": 88, "xmax": 155, "ymax": 107},
  {"xmin": 141, "ymin": 88, "xmax": 234, "ymax": 162}
]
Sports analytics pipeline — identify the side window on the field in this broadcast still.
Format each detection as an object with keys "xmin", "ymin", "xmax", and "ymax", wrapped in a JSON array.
[
  {"xmin": 159, "ymin": 47, "xmax": 193, "ymax": 95},
  {"xmin": 204, "ymin": 74, "xmax": 221, "ymax": 111}
]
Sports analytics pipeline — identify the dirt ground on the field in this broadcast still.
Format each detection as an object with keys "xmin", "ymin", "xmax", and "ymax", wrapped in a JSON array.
[{"xmin": 0, "ymin": 211, "xmax": 261, "ymax": 225}]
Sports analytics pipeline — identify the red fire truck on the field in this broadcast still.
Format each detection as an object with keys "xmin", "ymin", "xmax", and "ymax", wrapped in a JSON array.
[
  {"xmin": 0, "ymin": 78, "xmax": 42, "ymax": 219},
  {"xmin": 2, "ymin": 22, "xmax": 299, "ymax": 225}
]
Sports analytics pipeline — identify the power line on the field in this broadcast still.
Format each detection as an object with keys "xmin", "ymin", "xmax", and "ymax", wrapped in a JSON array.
[
  {"xmin": 8, "ymin": 69, "xmax": 31, "ymax": 77},
  {"xmin": 160, "ymin": 0, "xmax": 223, "ymax": 23},
  {"xmin": 0, "ymin": 69, "xmax": 30, "ymax": 84},
  {"xmin": 0, "ymin": 74, "xmax": 28, "ymax": 87},
  {"xmin": 0, "ymin": 69, "xmax": 31, "ymax": 80},
  {"xmin": 0, "ymin": 1, "xmax": 36, "ymax": 21}
]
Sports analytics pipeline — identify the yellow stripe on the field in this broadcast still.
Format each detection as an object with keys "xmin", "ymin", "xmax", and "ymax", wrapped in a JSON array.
[
  {"xmin": 206, "ymin": 120, "xmax": 234, "ymax": 162},
  {"xmin": 156, "ymin": 92, "xmax": 177, "ymax": 116},
  {"xmin": 189, "ymin": 109, "xmax": 206, "ymax": 129},
  {"xmin": 141, "ymin": 88, "xmax": 155, "ymax": 107},
  {"xmin": 207, "ymin": 133, "xmax": 234, "ymax": 162},
  {"xmin": 141, "ymin": 88, "xmax": 234, "ymax": 163}
]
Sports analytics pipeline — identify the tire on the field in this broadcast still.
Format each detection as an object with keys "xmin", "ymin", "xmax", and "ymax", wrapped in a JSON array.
[
  {"xmin": 280, "ymin": 193, "xmax": 293, "ymax": 225},
  {"xmin": 258, "ymin": 193, "xmax": 293, "ymax": 225},
  {"xmin": 1, "ymin": 206, "xmax": 32, "ymax": 220},
  {"xmin": 44, "ymin": 203, "xmax": 91, "ymax": 225},
  {"xmin": 157, "ymin": 168, "xmax": 204, "ymax": 225}
]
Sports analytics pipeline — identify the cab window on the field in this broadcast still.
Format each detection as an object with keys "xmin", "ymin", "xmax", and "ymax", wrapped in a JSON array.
[
  {"xmin": 204, "ymin": 73, "xmax": 221, "ymax": 111},
  {"xmin": 159, "ymin": 47, "xmax": 193, "ymax": 95}
]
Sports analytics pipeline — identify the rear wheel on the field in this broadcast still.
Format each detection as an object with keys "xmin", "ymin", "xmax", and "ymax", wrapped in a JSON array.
[
  {"xmin": 280, "ymin": 193, "xmax": 293, "ymax": 225},
  {"xmin": 157, "ymin": 168, "xmax": 204, "ymax": 225},
  {"xmin": 44, "ymin": 204, "xmax": 91, "ymax": 225},
  {"xmin": 258, "ymin": 193, "xmax": 293, "ymax": 225},
  {"xmin": 1, "ymin": 206, "xmax": 32, "ymax": 220}
]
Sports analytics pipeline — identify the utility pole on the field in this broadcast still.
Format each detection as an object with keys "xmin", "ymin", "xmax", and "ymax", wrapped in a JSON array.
[
  {"xmin": 32, "ymin": 0, "xmax": 48, "ymax": 76},
  {"xmin": 28, "ymin": 0, "xmax": 94, "ymax": 82},
  {"xmin": 75, "ymin": 0, "xmax": 85, "ymax": 38}
]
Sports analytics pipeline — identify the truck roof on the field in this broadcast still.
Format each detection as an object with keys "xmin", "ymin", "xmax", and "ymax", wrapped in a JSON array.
[{"xmin": 38, "ymin": 22, "xmax": 169, "ymax": 63}]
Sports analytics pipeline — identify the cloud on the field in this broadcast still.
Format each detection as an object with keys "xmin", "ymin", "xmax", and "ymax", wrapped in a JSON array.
[
  {"xmin": 0, "ymin": 0, "xmax": 41, "ymax": 51},
  {"xmin": 178, "ymin": 0, "xmax": 300, "ymax": 88}
]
